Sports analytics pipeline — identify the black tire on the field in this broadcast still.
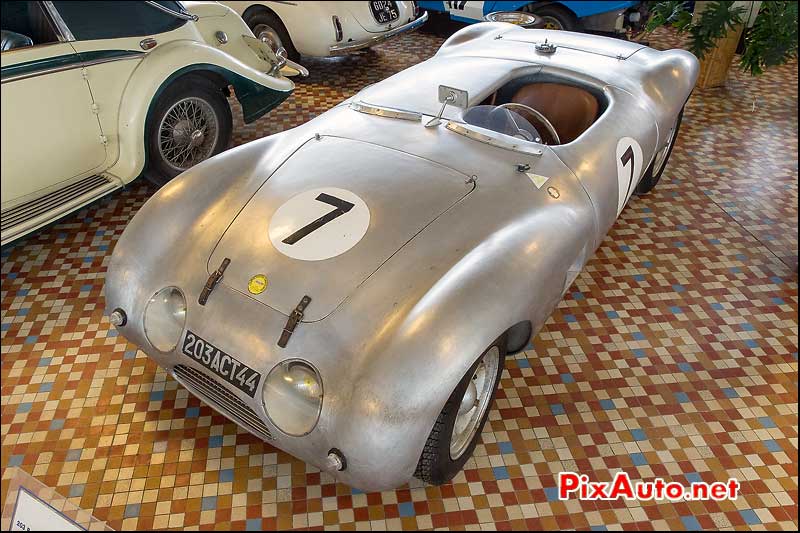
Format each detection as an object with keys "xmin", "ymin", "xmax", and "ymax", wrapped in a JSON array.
[
  {"xmin": 635, "ymin": 107, "xmax": 684, "ymax": 195},
  {"xmin": 145, "ymin": 75, "xmax": 232, "ymax": 188},
  {"xmin": 245, "ymin": 10, "xmax": 299, "ymax": 62},
  {"xmin": 414, "ymin": 336, "xmax": 507, "ymax": 485},
  {"xmin": 522, "ymin": 3, "xmax": 579, "ymax": 31}
]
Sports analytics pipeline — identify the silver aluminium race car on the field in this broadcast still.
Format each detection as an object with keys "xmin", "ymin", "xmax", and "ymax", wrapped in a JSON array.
[{"xmin": 105, "ymin": 23, "xmax": 698, "ymax": 491}]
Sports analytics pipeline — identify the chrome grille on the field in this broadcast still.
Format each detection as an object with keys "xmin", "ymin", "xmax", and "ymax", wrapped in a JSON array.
[{"xmin": 173, "ymin": 365, "xmax": 273, "ymax": 441}]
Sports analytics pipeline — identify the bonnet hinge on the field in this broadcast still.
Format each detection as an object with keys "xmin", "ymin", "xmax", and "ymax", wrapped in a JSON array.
[
  {"xmin": 199, "ymin": 257, "xmax": 230, "ymax": 305},
  {"xmin": 278, "ymin": 295, "xmax": 312, "ymax": 348}
]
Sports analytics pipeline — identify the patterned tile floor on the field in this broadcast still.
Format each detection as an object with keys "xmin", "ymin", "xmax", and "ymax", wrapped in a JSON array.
[{"xmin": 2, "ymin": 27, "xmax": 798, "ymax": 531}]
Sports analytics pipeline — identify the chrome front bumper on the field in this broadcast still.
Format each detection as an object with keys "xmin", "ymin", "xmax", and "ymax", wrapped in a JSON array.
[{"xmin": 329, "ymin": 11, "xmax": 429, "ymax": 55}]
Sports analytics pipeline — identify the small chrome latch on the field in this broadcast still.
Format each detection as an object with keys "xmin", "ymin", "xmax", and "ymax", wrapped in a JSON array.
[
  {"xmin": 215, "ymin": 31, "xmax": 228, "ymax": 44},
  {"xmin": 535, "ymin": 39, "xmax": 557, "ymax": 54},
  {"xmin": 199, "ymin": 257, "xmax": 230, "ymax": 305},
  {"xmin": 278, "ymin": 295, "xmax": 312, "ymax": 348},
  {"xmin": 516, "ymin": 163, "xmax": 530, "ymax": 173}
]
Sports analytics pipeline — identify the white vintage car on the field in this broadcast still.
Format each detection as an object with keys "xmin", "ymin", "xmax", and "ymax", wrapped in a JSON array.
[
  {"xmin": 222, "ymin": 1, "xmax": 428, "ymax": 60},
  {"xmin": 1, "ymin": 1, "xmax": 303, "ymax": 246}
]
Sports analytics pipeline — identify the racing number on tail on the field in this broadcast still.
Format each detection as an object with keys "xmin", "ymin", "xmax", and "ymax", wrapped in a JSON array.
[
  {"xmin": 620, "ymin": 145, "xmax": 636, "ymax": 200},
  {"xmin": 282, "ymin": 193, "xmax": 355, "ymax": 245},
  {"xmin": 447, "ymin": 1, "xmax": 469, "ymax": 9},
  {"xmin": 615, "ymin": 137, "xmax": 643, "ymax": 215}
]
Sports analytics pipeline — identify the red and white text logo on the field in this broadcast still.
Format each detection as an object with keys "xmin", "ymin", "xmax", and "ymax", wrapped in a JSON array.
[{"xmin": 558, "ymin": 472, "xmax": 740, "ymax": 501}]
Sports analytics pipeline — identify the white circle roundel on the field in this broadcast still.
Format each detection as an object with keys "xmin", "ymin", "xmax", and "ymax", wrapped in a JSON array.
[{"xmin": 269, "ymin": 188, "xmax": 370, "ymax": 261}]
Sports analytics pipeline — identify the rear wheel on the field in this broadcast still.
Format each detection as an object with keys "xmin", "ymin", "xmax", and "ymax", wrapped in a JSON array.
[
  {"xmin": 635, "ymin": 107, "xmax": 684, "ymax": 194},
  {"xmin": 521, "ymin": 3, "xmax": 578, "ymax": 31},
  {"xmin": 145, "ymin": 75, "xmax": 232, "ymax": 187},
  {"xmin": 414, "ymin": 337, "xmax": 506, "ymax": 485},
  {"xmin": 246, "ymin": 10, "xmax": 299, "ymax": 61}
]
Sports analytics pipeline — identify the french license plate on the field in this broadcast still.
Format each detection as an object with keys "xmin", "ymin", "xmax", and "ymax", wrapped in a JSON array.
[
  {"xmin": 181, "ymin": 330, "xmax": 261, "ymax": 398},
  {"xmin": 370, "ymin": 1, "xmax": 399, "ymax": 24}
]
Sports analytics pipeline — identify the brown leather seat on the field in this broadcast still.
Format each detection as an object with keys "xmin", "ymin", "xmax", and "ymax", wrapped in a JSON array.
[{"xmin": 510, "ymin": 83, "xmax": 599, "ymax": 144}]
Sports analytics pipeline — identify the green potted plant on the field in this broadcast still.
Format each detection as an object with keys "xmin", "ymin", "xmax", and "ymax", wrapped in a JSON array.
[{"xmin": 643, "ymin": 1, "xmax": 798, "ymax": 88}]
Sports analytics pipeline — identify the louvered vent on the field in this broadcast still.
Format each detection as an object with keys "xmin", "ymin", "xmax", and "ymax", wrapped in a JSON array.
[{"xmin": 174, "ymin": 364, "xmax": 273, "ymax": 441}]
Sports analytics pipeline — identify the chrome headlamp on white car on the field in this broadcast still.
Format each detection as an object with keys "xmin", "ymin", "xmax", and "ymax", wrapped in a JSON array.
[
  {"xmin": 143, "ymin": 287, "xmax": 187, "ymax": 352},
  {"xmin": 263, "ymin": 360, "xmax": 323, "ymax": 436}
]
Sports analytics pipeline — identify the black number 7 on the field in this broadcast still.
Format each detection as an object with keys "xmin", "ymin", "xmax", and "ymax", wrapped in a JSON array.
[
  {"xmin": 282, "ymin": 193, "xmax": 355, "ymax": 245},
  {"xmin": 620, "ymin": 145, "xmax": 636, "ymax": 200}
]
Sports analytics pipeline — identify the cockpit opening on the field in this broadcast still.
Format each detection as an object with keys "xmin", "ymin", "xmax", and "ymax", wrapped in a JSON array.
[{"xmin": 468, "ymin": 74, "xmax": 607, "ymax": 145}]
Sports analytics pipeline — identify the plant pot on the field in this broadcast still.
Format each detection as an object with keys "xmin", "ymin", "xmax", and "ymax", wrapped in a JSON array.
[{"xmin": 696, "ymin": 22, "xmax": 746, "ymax": 88}]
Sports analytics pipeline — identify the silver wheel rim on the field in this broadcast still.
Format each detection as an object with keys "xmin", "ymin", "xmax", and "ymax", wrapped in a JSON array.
[
  {"xmin": 450, "ymin": 346, "xmax": 500, "ymax": 460},
  {"xmin": 157, "ymin": 96, "xmax": 219, "ymax": 172},
  {"xmin": 653, "ymin": 121, "xmax": 678, "ymax": 174},
  {"xmin": 254, "ymin": 23, "xmax": 282, "ymax": 52}
]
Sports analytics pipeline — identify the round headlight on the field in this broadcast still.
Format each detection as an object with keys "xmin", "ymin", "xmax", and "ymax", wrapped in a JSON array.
[
  {"xmin": 263, "ymin": 360, "xmax": 323, "ymax": 436},
  {"xmin": 143, "ymin": 287, "xmax": 186, "ymax": 352}
]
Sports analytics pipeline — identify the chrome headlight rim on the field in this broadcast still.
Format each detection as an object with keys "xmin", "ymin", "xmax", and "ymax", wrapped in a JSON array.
[
  {"xmin": 262, "ymin": 358, "xmax": 324, "ymax": 437},
  {"xmin": 143, "ymin": 286, "xmax": 187, "ymax": 354},
  {"xmin": 483, "ymin": 10, "xmax": 538, "ymax": 27}
]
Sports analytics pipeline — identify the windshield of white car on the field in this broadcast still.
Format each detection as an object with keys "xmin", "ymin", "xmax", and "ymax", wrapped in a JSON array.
[{"xmin": 144, "ymin": 1, "xmax": 196, "ymax": 21}]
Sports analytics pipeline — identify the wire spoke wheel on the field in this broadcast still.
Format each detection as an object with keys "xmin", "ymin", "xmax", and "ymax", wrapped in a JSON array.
[
  {"xmin": 450, "ymin": 346, "xmax": 501, "ymax": 460},
  {"xmin": 157, "ymin": 96, "xmax": 219, "ymax": 172}
]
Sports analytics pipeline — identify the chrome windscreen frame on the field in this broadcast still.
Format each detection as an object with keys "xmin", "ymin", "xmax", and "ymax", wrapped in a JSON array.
[
  {"xmin": 349, "ymin": 101, "xmax": 422, "ymax": 121},
  {"xmin": 41, "ymin": 1, "xmax": 75, "ymax": 42},
  {"xmin": 444, "ymin": 121, "xmax": 545, "ymax": 157}
]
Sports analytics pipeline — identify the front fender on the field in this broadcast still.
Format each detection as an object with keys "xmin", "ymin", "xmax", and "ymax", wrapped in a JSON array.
[
  {"xmin": 107, "ymin": 38, "xmax": 293, "ymax": 182},
  {"xmin": 104, "ymin": 127, "xmax": 310, "ymax": 338},
  {"xmin": 322, "ymin": 151, "xmax": 595, "ymax": 490}
]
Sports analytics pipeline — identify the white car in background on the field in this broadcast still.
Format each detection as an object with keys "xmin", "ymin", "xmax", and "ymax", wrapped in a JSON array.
[
  {"xmin": 1, "ymin": 0, "xmax": 301, "ymax": 246},
  {"xmin": 222, "ymin": 1, "xmax": 428, "ymax": 60}
]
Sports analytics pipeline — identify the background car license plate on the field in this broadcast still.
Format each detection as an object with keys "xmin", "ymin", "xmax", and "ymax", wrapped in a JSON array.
[
  {"xmin": 370, "ymin": 1, "xmax": 400, "ymax": 24},
  {"xmin": 181, "ymin": 331, "xmax": 261, "ymax": 397}
]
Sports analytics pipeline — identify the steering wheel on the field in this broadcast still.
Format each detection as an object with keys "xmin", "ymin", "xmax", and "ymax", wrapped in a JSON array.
[{"xmin": 498, "ymin": 103, "xmax": 561, "ymax": 145}]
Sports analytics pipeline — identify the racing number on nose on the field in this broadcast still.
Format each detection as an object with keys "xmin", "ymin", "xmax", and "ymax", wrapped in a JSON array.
[
  {"xmin": 282, "ymin": 193, "xmax": 355, "ymax": 245},
  {"xmin": 270, "ymin": 187, "xmax": 370, "ymax": 261}
]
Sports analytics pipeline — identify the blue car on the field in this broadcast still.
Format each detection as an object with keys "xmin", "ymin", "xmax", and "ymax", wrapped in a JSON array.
[{"xmin": 418, "ymin": 1, "xmax": 645, "ymax": 34}]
